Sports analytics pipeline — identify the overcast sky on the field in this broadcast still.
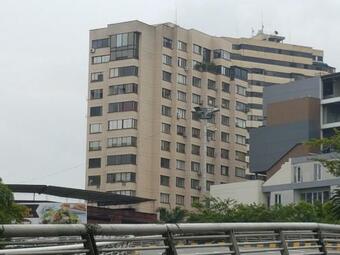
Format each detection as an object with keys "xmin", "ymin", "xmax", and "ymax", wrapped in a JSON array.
[{"xmin": 0, "ymin": 0, "xmax": 339, "ymax": 189}]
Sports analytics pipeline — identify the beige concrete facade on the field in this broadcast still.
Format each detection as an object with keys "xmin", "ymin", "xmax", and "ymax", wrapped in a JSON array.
[
  {"xmin": 86, "ymin": 21, "xmax": 248, "ymax": 213},
  {"xmin": 225, "ymin": 32, "xmax": 334, "ymax": 128},
  {"xmin": 86, "ymin": 21, "xmax": 333, "ymax": 214}
]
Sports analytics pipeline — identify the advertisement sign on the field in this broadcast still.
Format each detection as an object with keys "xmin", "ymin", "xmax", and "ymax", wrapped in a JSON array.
[{"xmin": 22, "ymin": 202, "xmax": 87, "ymax": 224}]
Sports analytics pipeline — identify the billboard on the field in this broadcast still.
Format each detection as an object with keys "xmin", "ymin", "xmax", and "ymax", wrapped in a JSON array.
[{"xmin": 22, "ymin": 202, "xmax": 87, "ymax": 224}]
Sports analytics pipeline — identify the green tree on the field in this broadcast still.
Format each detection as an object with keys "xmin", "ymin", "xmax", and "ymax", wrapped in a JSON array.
[
  {"xmin": 308, "ymin": 129, "xmax": 340, "ymax": 176},
  {"xmin": 158, "ymin": 207, "xmax": 187, "ymax": 223},
  {"xmin": 0, "ymin": 179, "xmax": 28, "ymax": 224}
]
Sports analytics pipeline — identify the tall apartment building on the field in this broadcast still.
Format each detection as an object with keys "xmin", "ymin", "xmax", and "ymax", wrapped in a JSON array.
[
  {"xmin": 225, "ymin": 31, "xmax": 335, "ymax": 127},
  {"xmin": 86, "ymin": 21, "xmax": 249, "ymax": 213}
]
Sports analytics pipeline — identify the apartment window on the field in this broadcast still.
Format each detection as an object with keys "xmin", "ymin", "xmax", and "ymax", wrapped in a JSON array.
[
  {"xmin": 191, "ymin": 161, "xmax": 200, "ymax": 172},
  {"xmin": 178, "ymin": 57, "xmax": 187, "ymax": 69},
  {"xmin": 192, "ymin": 94, "xmax": 201, "ymax": 105},
  {"xmin": 110, "ymin": 32, "xmax": 139, "ymax": 60},
  {"xmin": 193, "ymin": 44, "xmax": 202, "ymax": 55},
  {"xmin": 176, "ymin": 195, "xmax": 185, "ymax": 205},
  {"xmin": 176, "ymin": 177, "xmax": 185, "ymax": 188},
  {"xmin": 88, "ymin": 175, "xmax": 101, "ymax": 187},
  {"xmin": 248, "ymin": 104, "xmax": 263, "ymax": 110},
  {"xmin": 92, "ymin": 38, "xmax": 109, "ymax": 49},
  {"xmin": 160, "ymin": 175, "xmax": 170, "ymax": 186},
  {"xmin": 111, "ymin": 190, "xmax": 136, "ymax": 196},
  {"xmin": 89, "ymin": 141, "xmax": 101, "ymax": 151},
  {"xmin": 275, "ymin": 194, "xmax": 282, "ymax": 205},
  {"xmin": 162, "ymin": 88, "xmax": 172, "ymax": 100},
  {"xmin": 108, "ymin": 118, "xmax": 137, "ymax": 130},
  {"xmin": 177, "ymin": 41, "xmax": 187, "ymax": 51},
  {"xmin": 176, "ymin": 160, "xmax": 185, "ymax": 170},
  {"xmin": 192, "ymin": 76, "xmax": 201, "ymax": 87},
  {"xmin": 176, "ymin": 143, "xmax": 185, "ymax": 153},
  {"xmin": 92, "ymin": 55, "xmax": 110, "ymax": 64},
  {"xmin": 221, "ymin": 99, "xmax": 230, "ymax": 109},
  {"xmin": 207, "ymin": 130, "xmax": 215, "ymax": 141},
  {"xmin": 235, "ymin": 151, "xmax": 246, "ymax": 162},
  {"xmin": 161, "ymin": 105, "xmax": 172, "ymax": 117},
  {"xmin": 163, "ymin": 71, "xmax": 172, "ymax": 82},
  {"xmin": 235, "ymin": 167, "xmax": 246, "ymax": 178},
  {"xmin": 207, "ymin": 147, "xmax": 215, "ymax": 157},
  {"xmin": 177, "ymin": 91, "xmax": 186, "ymax": 102},
  {"xmin": 314, "ymin": 164, "xmax": 322, "ymax": 181},
  {"xmin": 213, "ymin": 49, "xmax": 230, "ymax": 60},
  {"xmin": 248, "ymin": 115, "xmax": 263, "ymax": 122},
  {"xmin": 89, "ymin": 158, "xmax": 101, "ymax": 168},
  {"xmin": 160, "ymin": 193, "xmax": 170, "ymax": 204},
  {"xmin": 221, "ymin": 132, "xmax": 229, "ymax": 143},
  {"xmin": 221, "ymin": 115, "xmax": 230, "ymax": 126},
  {"xmin": 107, "ymin": 172, "xmax": 136, "ymax": 183},
  {"xmin": 208, "ymin": 79, "xmax": 216, "ymax": 90},
  {"xmin": 221, "ymin": 165, "xmax": 229, "ymax": 176},
  {"xmin": 176, "ymin": 108, "xmax": 186, "ymax": 119},
  {"xmin": 90, "ymin": 106, "xmax": 102, "ymax": 117},
  {"xmin": 221, "ymin": 149, "xmax": 229, "ymax": 159},
  {"xmin": 177, "ymin": 74, "xmax": 187, "ymax": 85},
  {"xmin": 161, "ymin": 158, "xmax": 170, "ymax": 169},
  {"xmin": 90, "ymin": 89, "xmax": 103, "ymax": 100},
  {"xmin": 191, "ymin": 196, "xmax": 200, "ymax": 205},
  {"xmin": 177, "ymin": 125, "xmax": 186, "ymax": 136},
  {"xmin": 236, "ymin": 135, "xmax": 246, "ymax": 145},
  {"xmin": 109, "ymin": 66, "xmax": 138, "ymax": 78},
  {"xmin": 163, "ymin": 37, "xmax": 172, "ymax": 49},
  {"xmin": 206, "ymin": 181, "xmax": 214, "ymax": 191},
  {"xmin": 222, "ymin": 82, "xmax": 230, "ymax": 93},
  {"xmin": 206, "ymin": 164, "xmax": 215, "ymax": 174},
  {"xmin": 109, "ymin": 83, "xmax": 138, "ymax": 95},
  {"xmin": 236, "ymin": 85, "xmax": 247, "ymax": 96},
  {"xmin": 89, "ymin": 123, "xmax": 102, "ymax": 134},
  {"xmin": 236, "ymin": 101, "xmax": 247, "ymax": 113},
  {"xmin": 191, "ymin": 179, "xmax": 200, "ymax": 190},
  {"xmin": 294, "ymin": 166, "xmax": 302, "ymax": 183},
  {"xmin": 108, "ymin": 101, "xmax": 138, "ymax": 113},
  {"xmin": 236, "ymin": 118, "xmax": 246, "ymax": 129},
  {"xmin": 192, "ymin": 128, "xmax": 200, "ymax": 139},
  {"xmin": 161, "ymin": 140, "xmax": 171, "ymax": 151},
  {"xmin": 91, "ymin": 72, "xmax": 103, "ymax": 82},
  {"xmin": 207, "ymin": 96, "xmax": 216, "ymax": 107},
  {"xmin": 162, "ymin": 54, "xmax": 172, "ymax": 65},
  {"xmin": 107, "ymin": 136, "xmax": 137, "ymax": 148},
  {"xmin": 192, "ymin": 145, "xmax": 200, "ymax": 155},
  {"xmin": 107, "ymin": 154, "xmax": 136, "ymax": 165},
  {"xmin": 161, "ymin": 123, "xmax": 171, "ymax": 134}
]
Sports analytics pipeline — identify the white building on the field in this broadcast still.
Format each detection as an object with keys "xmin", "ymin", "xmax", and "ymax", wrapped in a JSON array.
[{"xmin": 211, "ymin": 153, "xmax": 340, "ymax": 206}]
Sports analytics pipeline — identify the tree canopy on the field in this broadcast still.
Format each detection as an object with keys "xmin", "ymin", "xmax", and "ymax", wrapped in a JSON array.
[{"xmin": 0, "ymin": 179, "xmax": 28, "ymax": 224}]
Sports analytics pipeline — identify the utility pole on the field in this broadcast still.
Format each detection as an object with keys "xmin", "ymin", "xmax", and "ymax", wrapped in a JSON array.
[{"xmin": 192, "ymin": 106, "xmax": 219, "ymax": 193}]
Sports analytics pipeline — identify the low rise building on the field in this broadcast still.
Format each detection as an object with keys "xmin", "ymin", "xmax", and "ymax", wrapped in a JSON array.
[{"xmin": 211, "ymin": 153, "xmax": 340, "ymax": 206}]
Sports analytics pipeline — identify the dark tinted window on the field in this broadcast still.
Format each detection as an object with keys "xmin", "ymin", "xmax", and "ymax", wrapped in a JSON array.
[
  {"xmin": 89, "ymin": 158, "xmax": 101, "ymax": 168},
  {"xmin": 92, "ymin": 38, "xmax": 109, "ymax": 49},
  {"xmin": 90, "ymin": 106, "xmax": 102, "ymax": 116},
  {"xmin": 107, "ymin": 154, "xmax": 136, "ymax": 165},
  {"xmin": 108, "ymin": 101, "xmax": 138, "ymax": 113}
]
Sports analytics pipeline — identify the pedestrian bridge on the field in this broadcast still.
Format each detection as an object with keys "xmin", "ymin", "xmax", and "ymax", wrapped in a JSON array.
[{"xmin": 1, "ymin": 223, "xmax": 340, "ymax": 254}]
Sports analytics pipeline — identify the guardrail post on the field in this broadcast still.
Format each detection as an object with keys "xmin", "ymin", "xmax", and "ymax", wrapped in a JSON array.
[
  {"xmin": 228, "ymin": 229, "xmax": 240, "ymax": 255},
  {"xmin": 82, "ymin": 225, "xmax": 99, "ymax": 255},
  {"xmin": 276, "ymin": 229, "xmax": 289, "ymax": 255},
  {"xmin": 162, "ymin": 228, "xmax": 178, "ymax": 255},
  {"xmin": 316, "ymin": 228, "xmax": 327, "ymax": 255}
]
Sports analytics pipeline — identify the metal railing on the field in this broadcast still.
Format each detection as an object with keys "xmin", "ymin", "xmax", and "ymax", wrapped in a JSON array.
[{"xmin": 1, "ymin": 223, "xmax": 340, "ymax": 254}]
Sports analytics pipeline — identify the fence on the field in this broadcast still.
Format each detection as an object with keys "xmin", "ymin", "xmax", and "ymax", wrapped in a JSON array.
[{"xmin": 1, "ymin": 223, "xmax": 340, "ymax": 254}]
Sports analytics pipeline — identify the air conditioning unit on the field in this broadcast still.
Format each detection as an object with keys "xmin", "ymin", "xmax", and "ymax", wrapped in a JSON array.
[
  {"xmin": 197, "ymin": 186, "xmax": 202, "ymax": 191},
  {"xmin": 177, "ymin": 113, "xmax": 181, "ymax": 119},
  {"xmin": 222, "ymin": 104, "xmax": 228, "ymax": 108},
  {"xmin": 90, "ymin": 48, "xmax": 96, "ymax": 53},
  {"xmin": 199, "ymin": 100, "xmax": 204, "ymax": 105},
  {"xmin": 184, "ymin": 66, "xmax": 189, "ymax": 72},
  {"xmin": 182, "ymin": 134, "xmax": 187, "ymax": 138},
  {"xmin": 197, "ymin": 170, "xmax": 202, "ymax": 176}
]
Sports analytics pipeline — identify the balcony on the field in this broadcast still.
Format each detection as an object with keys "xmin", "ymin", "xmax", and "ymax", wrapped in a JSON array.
[{"xmin": 322, "ymin": 102, "xmax": 340, "ymax": 129}]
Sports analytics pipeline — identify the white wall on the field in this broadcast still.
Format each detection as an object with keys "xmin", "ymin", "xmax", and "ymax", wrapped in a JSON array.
[
  {"xmin": 211, "ymin": 180, "xmax": 266, "ymax": 204},
  {"xmin": 263, "ymin": 159, "xmax": 292, "ymax": 186}
]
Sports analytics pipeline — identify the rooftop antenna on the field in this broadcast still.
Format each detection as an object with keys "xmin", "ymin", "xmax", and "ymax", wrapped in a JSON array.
[
  {"xmin": 251, "ymin": 27, "xmax": 255, "ymax": 37},
  {"xmin": 260, "ymin": 11, "xmax": 264, "ymax": 33}
]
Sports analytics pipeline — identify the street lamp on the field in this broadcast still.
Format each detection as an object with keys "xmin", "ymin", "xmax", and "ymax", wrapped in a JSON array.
[{"xmin": 192, "ymin": 106, "xmax": 219, "ymax": 193}]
